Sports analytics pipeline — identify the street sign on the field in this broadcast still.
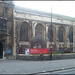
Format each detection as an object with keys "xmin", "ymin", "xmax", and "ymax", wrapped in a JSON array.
[
  {"xmin": 30, "ymin": 48, "xmax": 49, "ymax": 54},
  {"xmin": 5, "ymin": 49, "xmax": 11, "ymax": 54},
  {"xmin": 25, "ymin": 48, "xmax": 29, "ymax": 55}
]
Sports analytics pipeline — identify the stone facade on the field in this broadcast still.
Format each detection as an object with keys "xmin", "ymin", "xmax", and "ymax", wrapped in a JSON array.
[
  {"xmin": 0, "ymin": 1, "xmax": 16, "ymax": 59},
  {"xmin": 15, "ymin": 6, "xmax": 74, "ymax": 54},
  {"xmin": 0, "ymin": 1, "xmax": 74, "ymax": 59}
]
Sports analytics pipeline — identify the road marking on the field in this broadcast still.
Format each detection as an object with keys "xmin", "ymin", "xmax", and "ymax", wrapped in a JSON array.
[
  {"xmin": 43, "ymin": 70, "xmax": 46, "ymax": 72},
  {"xmin": 61, "ymin": 68, "xmax": 65, "ymax": 70}
]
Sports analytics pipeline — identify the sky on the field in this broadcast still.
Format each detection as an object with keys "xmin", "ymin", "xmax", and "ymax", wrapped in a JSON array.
[{"xmin": 14, "ymin": 1, "xmax": 75, "ymax": 17}]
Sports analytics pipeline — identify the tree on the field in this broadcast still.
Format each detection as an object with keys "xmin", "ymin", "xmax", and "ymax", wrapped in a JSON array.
[{"xmin": 30, "ymin": 35, "xmax": 46, "ymax": 48}]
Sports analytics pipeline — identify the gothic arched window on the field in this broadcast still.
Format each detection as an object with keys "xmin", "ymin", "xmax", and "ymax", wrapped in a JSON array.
[
  {"xmin": 20, "ymin": 23, "xmax": 29, "ymax": 41},
  {"xmin": 58, "ymin": 27, "xmax": 64, "ymax": 42},
  {"xmin": 48, "ymin": 25, "xmax": 53, "ymax": 42},
  {"xmin": 35, "ymin": 24, "xmax": 43, "ymax": 37},
  {"xmin": 69, "ymin": 27, "xmax": 73, "ymax": 42}
]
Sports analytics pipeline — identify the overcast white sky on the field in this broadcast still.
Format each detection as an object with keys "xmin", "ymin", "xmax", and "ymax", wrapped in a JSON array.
[{"xmin": 14, "ymin": 1, "xmax": 75, "ymax": 17}]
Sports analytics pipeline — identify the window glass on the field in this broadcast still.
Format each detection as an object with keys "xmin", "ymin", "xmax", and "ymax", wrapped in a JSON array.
[
  {"xmin": 20, "ymin": 24, "xmax": 28, "ymax": 41},
  {"xmin": 58, "ymin": 27, "xmax": 63, "ymax": 42},
  {"xmin": 69, "ymin": 27, "xmax": 73, "ymax": 42},
  {"xmin": 35, "ymin": 24, "xmax": 43, "ymax": 37},
  {"xmin": 48, "ymin": 25, "xmax": 53, "ymax": 42}
]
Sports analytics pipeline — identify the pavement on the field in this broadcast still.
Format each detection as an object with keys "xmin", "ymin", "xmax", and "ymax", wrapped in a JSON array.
[{"xmin": 0, "ymin": 59, "xmax": 75, "ymax": 74}]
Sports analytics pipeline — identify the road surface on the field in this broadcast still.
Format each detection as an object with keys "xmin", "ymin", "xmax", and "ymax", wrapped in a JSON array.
[{"xmin": 0, "ymin": 59, "xmax": 75, "ymax": 74}]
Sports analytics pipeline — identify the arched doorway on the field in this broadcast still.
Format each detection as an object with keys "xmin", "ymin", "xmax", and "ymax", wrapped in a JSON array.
[{"xmin": 0, "ymin": 43, "xmax": 3, "ymax": 58}]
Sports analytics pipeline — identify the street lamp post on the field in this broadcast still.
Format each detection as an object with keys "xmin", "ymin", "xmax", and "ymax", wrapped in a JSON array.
[
  {"xmin": 50, "ymin": 5, "xmax": 53, "ymax": 60},
  {"xmin": 51, "ymin": 5, "xmax": 53, "ymax": 45}
]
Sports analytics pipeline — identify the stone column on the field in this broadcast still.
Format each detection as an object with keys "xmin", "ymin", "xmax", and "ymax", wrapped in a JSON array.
[
  {"xmin": 46, "ymin": 24, "xmax": 49, "ymax": 48},
  {"xmin": 29, "ymin": 21, "xmax": 32, "ymax": 39},
  {"xmin": 15, "ymin": 20, "xmax": 19, "ymax": 53},
  {"xmin": 12, "ymin": 8, "xmax": 16, "ymax": 58},
  {"xmin": 73, "ymin": 22, "xmax": 75, "ymax": 52},
  {"xmin": 32, "ymin": 21, "xmax": 37, "ymax": 37},
  {"xmin": 65, "ymin": 26, "xmax": 70, "ymax": 48},
  {"xmin": 6, "ymin": 29, "xmax": 9, "ymax": 49},
  {"xmin": 55, "ymin": 26, "xmax": 59, "ymax": 50}
]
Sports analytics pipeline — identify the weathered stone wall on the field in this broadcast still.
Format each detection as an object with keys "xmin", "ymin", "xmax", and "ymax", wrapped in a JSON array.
[
  {"xmin": 0, "ymin": 2, "xmax": 13, "ymax": 19},
  {"xmin": 15, "ymin": 12, "xmax": 73, "ymax": 25},
  {"xmin": 0, "ymin": 2, "xmax": 15, "ymax": 58},
  {"xmin": 15, "ymin": 19, "xmax": 73, "ymax": 50},
  {"xmin": 0, "ymin": 6, "xmax": 3, "ymax": 16},
  {"xmin": 16, "ymin": 54, "xmax": 75, "ymax": 60},
  {"xmin": 15, "ymin": 6, "xmax": 73, "ymax": 53}
]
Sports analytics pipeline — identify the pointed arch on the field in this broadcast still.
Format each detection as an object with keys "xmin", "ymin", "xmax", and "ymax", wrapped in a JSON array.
[
  {"xmin": 69, "ymin": 27, "xmax": 73, "ymax": 42},
  {"xmin": 58, "ymin": 26, "xmax": 65, "ymax": 42},
  {"xmin": 19, "ymin": 21, "xmax": 30, "ymax": 41},
  {"xmin": 48, "ymin": 25, "xmax": 53, "ymax": 42},
  {"xmin": 35, "ymin": 23, "xmax": 44, "ymax": 38}
]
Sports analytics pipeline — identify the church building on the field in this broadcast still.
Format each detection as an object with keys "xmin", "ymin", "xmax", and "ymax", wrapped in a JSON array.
[{"xmin": 0, "ymin": 1, "xmax": 75, "ymax": 59}]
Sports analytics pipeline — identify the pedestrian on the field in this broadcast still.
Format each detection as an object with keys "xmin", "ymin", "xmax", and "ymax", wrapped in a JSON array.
[
  {"xmin": 49, "ymin": 46, "xmax": 53, "ymax": 60},
  {"xmin": 19, "ymin": 46, "xmax": 22, "ymax": 54},
  {"xmin": 40, "ymin": 52, "xmax": 43, "ymax": 61}
]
